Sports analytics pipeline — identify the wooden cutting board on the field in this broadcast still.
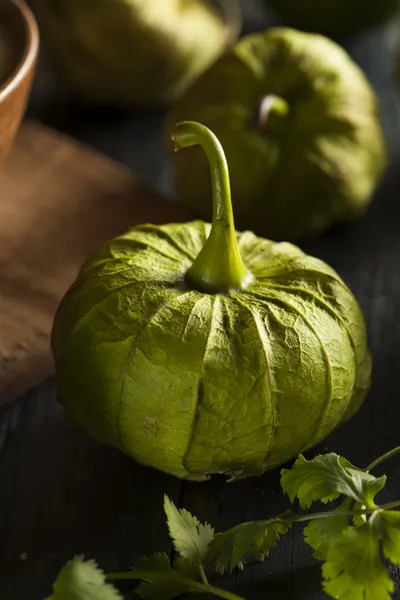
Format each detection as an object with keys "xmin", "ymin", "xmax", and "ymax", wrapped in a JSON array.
[{"xmin": 0, "ymin": 120, "xmax": 190, "ymax": 407}]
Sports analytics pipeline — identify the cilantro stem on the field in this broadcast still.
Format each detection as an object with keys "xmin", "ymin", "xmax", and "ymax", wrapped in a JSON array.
[
  {"xmin": 204, "ymin": 583, "xmax": 246, "ymax": 600},
  {"xmin": 380, "ymin": 500, "xmax": 400, "ymax": 510},
  {"xmin": 106, "ymin": 570, "xmax": 245, "ymax": 600},
  {"xmin": 107, "ymin": 571, "xmax": 168, "ymax": 580},
  {"xmin": 198, "ymin": 561, "xmax": 210, "ymax": 586},
  {"xmin": 289, "ymin": 500, "xmax": 400, "ymax": 524},
  {"xmin": 365, "ymin": 446, "xmax": 400, "ymax": 472}
]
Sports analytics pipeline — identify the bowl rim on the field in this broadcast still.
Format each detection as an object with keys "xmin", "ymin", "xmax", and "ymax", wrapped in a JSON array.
[{"xmin": 0, "ymin": 0, "xmax": 39, "ymax": 103}]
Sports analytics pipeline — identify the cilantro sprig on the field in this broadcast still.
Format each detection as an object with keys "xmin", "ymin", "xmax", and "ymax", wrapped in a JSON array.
[{"xmin": 43, "ymin": 445, "xmax": 400, "ymax": 600}]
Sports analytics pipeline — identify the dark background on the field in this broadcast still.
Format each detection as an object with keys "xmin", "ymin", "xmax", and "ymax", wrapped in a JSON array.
[{"xmin": 2, "ymin": 1, "xmax": 400, "ymax": 599}]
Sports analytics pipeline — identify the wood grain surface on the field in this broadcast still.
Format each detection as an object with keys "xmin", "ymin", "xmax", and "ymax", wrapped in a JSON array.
[{"xmin": 0, "ymin": 120, "xmax": 189, "ymax": 407}]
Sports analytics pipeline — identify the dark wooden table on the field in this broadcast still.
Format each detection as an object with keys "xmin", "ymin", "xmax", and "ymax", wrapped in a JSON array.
[{"xmin": 2, "ymin": 2, "xmax": 400, "ymax": 599}]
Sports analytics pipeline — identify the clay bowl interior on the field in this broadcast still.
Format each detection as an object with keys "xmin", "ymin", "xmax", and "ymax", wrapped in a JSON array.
[{"xmin": 0, "ymin": 0, "xmax": 38, "ymax": 161}]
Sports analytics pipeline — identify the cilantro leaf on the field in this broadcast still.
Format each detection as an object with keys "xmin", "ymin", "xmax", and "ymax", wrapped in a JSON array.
[
  {"xmin": 51, "ymin": 555, "xmax": 122, "ymax": 600},
  {"xmin": 304, "ymin": 499, "xmax": 351, "ymax": 560},
  {"xmin": 164, "ymin": 495, "xmax": 214, "ymax": 564},
  {"xmin": 134, "ymin": 553, "xmax": 201, "ymax": 600},
  {"xmin": 322, "ymin": 523, "xmax": 394, "ymax": 600},
  {"xmin": 135, "ymin": 553, "xmax": 172, "ymax": 573},
  {"xmin": 376, "ymin": 511, "xmax": 400, "ymax": 567},
  {"xmin": 207, "ymin": 517, "xmax": 292, "ymax": 574},
  {"xmin": 281, "ymin": 453, "xmax": 386, "ymax": 508},
  {"xmin": 173, "ymin": 556, "xmax": 200, "ymax": 580}
]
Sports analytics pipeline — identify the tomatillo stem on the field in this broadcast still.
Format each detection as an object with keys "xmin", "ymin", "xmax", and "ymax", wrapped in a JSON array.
[
  {"xmin": 172, "ymin": 121, "xmax": 252, "ymax": 294},
  {"xmin": 258, "ymin": 95, "xmax": 289, "ymax": 133}
]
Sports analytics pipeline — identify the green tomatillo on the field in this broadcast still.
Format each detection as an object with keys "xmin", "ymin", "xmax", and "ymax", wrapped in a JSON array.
[
  {"xmin": 52, "ymin": 121, "xmax": 372, "ymax": 481},
  {"xmin": 166, "ymin": 28, "xmax": 387, "ymax": 241},
  {"xmin": 31, "ymin": 0, "xmax": 241, "ymax": 107}
]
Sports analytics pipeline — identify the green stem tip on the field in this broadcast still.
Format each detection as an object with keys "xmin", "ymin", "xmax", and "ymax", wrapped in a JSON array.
[
  {"xmin": 172, "ymin": 121, "xmax": 252, "ymax": 294},
  {"xmin": 258, "ymin": 95, "xmax": 289, "ymax": 133},
  {"xmin": 365, "ymin": 446, "xmax": 400, "ymax": 472}
]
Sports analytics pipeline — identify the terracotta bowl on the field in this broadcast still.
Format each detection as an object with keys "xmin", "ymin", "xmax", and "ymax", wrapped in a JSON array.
[{"xmin": 0, "ymin": 0, "xmax": 38, "ymax": 162}]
